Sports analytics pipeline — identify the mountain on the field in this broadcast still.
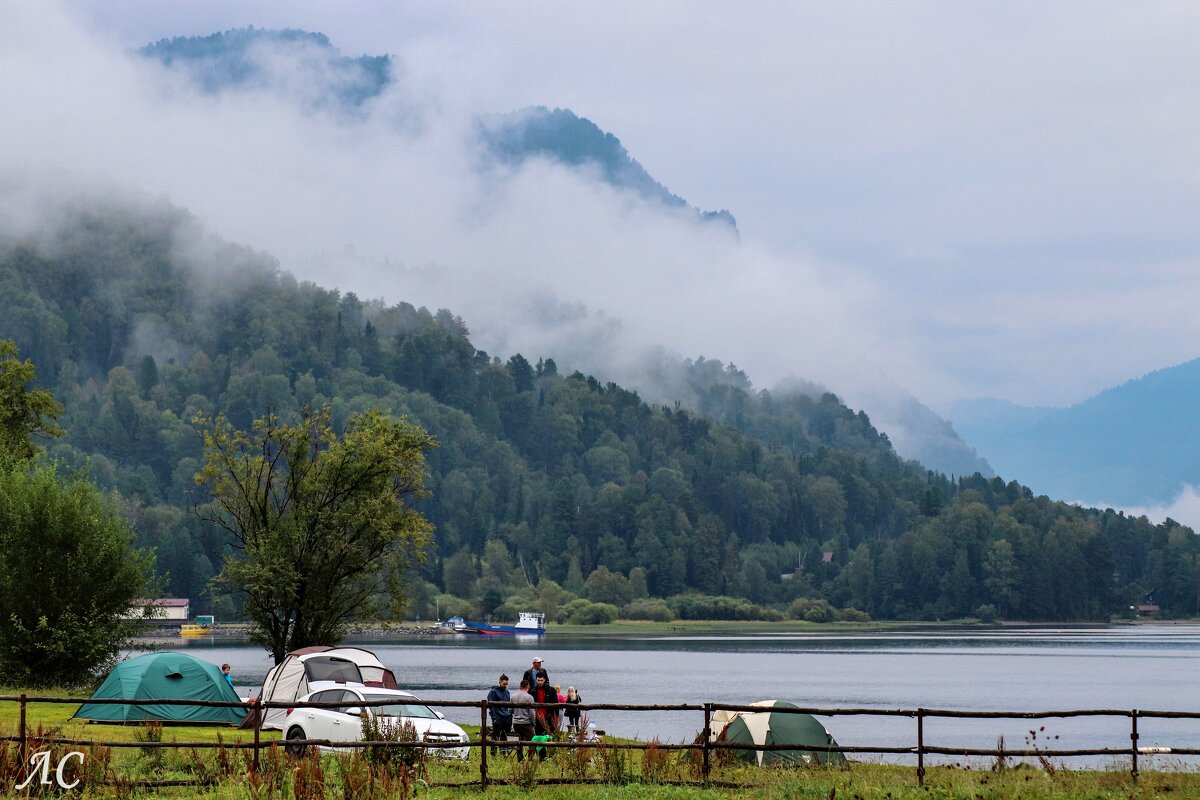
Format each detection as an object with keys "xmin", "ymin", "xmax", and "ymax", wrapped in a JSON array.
[
  {"xmin": 479, "ymin": 107, "xmax": 737, "ymax": 229},
  {"xmin": 139, "ymin": 28, "xmax": 392, "ymax": 112},
  {"xmin": 948, "ymin": 359, "xmax": 1200, "ymax": 506},
  {"xmin": 838, "ymin": 386, "xmax": 993, "ymax": 479},
  {"xmin": 135, "ymin": 29, "xmax": 1005, "ymax": 472},
  {"xmin": 138, "ymin": 28, "xmax": 735, "ymax": 229},
  {"xmin": 2, "ymin": 196, "xmax": 1196, "ymax": 622},
  {"xmin": 634, "ymin": 366, "xmax": 991, "ymax": 479}
]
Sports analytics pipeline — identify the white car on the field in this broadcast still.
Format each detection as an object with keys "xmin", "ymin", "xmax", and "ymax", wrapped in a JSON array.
[{"xmin": 284, "ymin": 682, "xmax": 470, "ymax": 759}]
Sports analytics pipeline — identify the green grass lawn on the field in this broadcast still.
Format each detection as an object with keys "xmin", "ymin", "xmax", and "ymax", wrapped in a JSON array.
[
  {"xmin": 0, "ymin": 686, "xmax": 280, "ymax": 749},
  {"xmin": 2, "ymin": 688, "xmax": 1197, "ymax": 799}
]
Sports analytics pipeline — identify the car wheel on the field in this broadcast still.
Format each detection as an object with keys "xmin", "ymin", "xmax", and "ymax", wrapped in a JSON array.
[{"xmin": 286, "ymin": 726, "xmax": 307, "ymax": 758}]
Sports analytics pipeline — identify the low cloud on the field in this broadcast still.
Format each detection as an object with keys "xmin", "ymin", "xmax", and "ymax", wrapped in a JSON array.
[
  {"xmin": 0, "ymin": 4, "xmax": 904, "ymax": 408},
  {"xmin": 1118, "ymin": 485, "xmax": 1200, "ymax": 534}
]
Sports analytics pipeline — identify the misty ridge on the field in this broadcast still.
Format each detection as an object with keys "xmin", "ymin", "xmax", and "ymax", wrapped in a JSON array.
[
  {"xmin": 5, "ymin": 7, "xmax": 1195, "ymax": 520},
  {"xmin": 138, "ymin": 28, "xmax": 736, "ymax": 228},
  {"xmin": 120, "ymin": 26, "xmax": 986, "ymax": 478},
  {"xmin": 139, "ymin": 28, "xmax": 392, "ymax": 113},
  {"xmin": 3, "ymin": 196, "xmax": 1195, "ymax": 625}
]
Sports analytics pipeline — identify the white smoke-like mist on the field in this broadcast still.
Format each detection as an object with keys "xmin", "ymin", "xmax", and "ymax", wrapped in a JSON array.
[
  {"xmin": 1111, "ymin": 486, "xmax": 1200, "ymax": 535},
  {"xmin": 0, "ymin": 3, "xmax": 906, "ymax": 404}
]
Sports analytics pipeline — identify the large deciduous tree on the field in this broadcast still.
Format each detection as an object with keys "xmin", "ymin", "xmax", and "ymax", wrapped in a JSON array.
[
  {"xmin": 194, "ymin": 405, "xmax": 436, "ymax": 663},
  {"xmin": 0, "ymin": 462, "xmax": 154, "ymax": 686},
  {"xmin": 0, "ymin": 341, "xmax": 150, "ymax": 687}
]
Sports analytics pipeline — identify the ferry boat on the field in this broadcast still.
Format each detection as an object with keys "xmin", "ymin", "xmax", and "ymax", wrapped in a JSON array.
[{"xmin": 463, "ymin": 611, "xmax": 546, "ymax": 636}]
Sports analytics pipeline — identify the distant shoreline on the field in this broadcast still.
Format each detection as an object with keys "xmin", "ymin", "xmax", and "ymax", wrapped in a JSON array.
[{"xmin": 137, "ymin": 616, "xmax": 1196, "ymax": 642}]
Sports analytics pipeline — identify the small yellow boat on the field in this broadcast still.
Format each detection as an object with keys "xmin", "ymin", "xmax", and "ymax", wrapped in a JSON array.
[
  {"xmin": 179, "ymin": 617, "xmax": 215, "ymax": 636},
  {"xmin": 179, "ymin": 623, "xmax": 211, "ymax": 636}
]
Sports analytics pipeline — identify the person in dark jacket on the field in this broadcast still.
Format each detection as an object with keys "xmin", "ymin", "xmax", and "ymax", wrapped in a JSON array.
[
  {"xmin": 530, "ymin": 674, "xmax": 560, "ymax": 758},
  {"xmin": 521, "ymin": 656, "xmax": 548, "ymax": 688},
  {"xmin": 486, "ymin": 674, "xmax": 512, "ymax": 755}
]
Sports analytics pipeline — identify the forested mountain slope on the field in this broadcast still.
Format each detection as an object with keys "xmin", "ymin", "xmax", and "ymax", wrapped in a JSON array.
[{"xmin": 1, "ymin": 201, "xmax": 1195, "ymax": 621}]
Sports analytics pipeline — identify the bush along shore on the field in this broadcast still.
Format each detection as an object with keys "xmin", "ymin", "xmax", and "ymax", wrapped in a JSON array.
[{"xmin": 2, "ymin": 687, "xmax": 1199, "ymax": 799}]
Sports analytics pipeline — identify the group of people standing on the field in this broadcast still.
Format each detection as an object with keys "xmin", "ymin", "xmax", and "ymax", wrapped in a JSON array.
[{"xmin": 486, "ymin": 656, "xmax": 585, "ymax": 761}]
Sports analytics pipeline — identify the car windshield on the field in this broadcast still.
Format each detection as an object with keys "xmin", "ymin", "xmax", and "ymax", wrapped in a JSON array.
[
  {"xmin": 303, "ymin": 657, "xmax": 363, "ymax": 683},
  {"xmin": 362, "ymin": 694, "xmax": 437, "ymax": 719}
]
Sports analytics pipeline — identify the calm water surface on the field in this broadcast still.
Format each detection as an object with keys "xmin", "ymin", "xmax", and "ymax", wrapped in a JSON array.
[{"xmin": 137, "ymin": 625, "xmax": 1200, "ymax": 765}]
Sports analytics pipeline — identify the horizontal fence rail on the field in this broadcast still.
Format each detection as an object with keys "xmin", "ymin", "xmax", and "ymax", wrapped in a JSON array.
[{"xmin": 2, "ymin": 693, "xmax": 1197, "ymax": 791}]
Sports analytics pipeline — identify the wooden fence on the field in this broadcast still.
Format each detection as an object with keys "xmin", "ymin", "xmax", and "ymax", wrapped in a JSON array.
[{"xmin": 2, "ymin": 693, "xmax": 1198, "ymax": 790}]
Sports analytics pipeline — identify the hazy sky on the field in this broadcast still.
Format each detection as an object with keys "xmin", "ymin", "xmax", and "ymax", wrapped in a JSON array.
[{"xmin": 6, "ymin": 1, "xmax": 1199, "ymax": 415}]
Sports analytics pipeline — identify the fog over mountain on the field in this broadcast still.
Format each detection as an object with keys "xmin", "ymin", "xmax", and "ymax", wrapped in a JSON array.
[
  {"xmin": 0, "ymin": 7, "xmax": 991, "ymax": 478},
  {"xmin": 137, "ymin": 30, "xmax": 737, "ymax": 228},
  {"xmin": 4, "ymin": 2, "xmax": 1196, "ymax": 499}
]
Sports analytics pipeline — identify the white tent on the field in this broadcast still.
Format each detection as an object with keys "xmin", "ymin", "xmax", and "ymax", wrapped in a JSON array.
[{"xmin": 257, "ymin": 646, "xmax": 398, "ymax": 730}]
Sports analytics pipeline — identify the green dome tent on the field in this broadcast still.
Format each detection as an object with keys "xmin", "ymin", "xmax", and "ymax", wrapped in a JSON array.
[
  {"xmin": 74, "ymin": 652, "xmax": 246, "ymax": 725},
  {"xmin": 710, "ymin": 700, "xmax": 846, "ymax": 767}
]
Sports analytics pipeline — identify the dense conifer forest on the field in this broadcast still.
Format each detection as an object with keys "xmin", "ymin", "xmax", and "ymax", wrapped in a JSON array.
[{"xmin": 2, "ymin": 203, "xmax": 1196, "ymax": 623}]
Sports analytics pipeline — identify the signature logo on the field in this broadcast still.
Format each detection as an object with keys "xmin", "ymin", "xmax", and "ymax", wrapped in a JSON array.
[{"xmin": 15, "ymin": 750, "xmax": 86, "ymax": 790}]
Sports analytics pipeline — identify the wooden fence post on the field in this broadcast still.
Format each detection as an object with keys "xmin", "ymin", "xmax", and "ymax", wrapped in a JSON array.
[
  {"xmin": 252, "ymin": 697, "xmax": 262, "ymax": 772},
  {"xmin": 702, "ymin": 703, "xmax": 712, "ymax": 784},
  {"xmin": 1130, "ymin": 709, "xmax": 1138, "ymax": 782},
  {"xmin": 916, "ymin": 708, "xmax": 925, "ymax": 787},
  {"xmin": 18, "ymin": 693, "xmax": 27, "ymax": 767},
  {"xmin": 480, "ymin": 699, "xmax": 489, "ymax": 789}
]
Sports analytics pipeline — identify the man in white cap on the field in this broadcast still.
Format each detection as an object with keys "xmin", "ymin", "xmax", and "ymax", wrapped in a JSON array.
[{"xmin": 521, "ymin": 656, "xmax": 548, "ymax": 688}]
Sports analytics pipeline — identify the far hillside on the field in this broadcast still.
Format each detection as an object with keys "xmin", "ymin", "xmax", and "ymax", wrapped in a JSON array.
[{"xmin": 949, "ymin": 359, "xmax": 1200, "ymax": 507}]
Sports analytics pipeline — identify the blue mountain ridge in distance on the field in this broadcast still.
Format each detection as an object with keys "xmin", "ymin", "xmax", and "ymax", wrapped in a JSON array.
[
  {"xmin": 138, "ymin": 28, "xmax": 736, "ymax": 231},
  {"xmin": 947, "ymin": 357, "xmax": 1200, "ymax": 507}
]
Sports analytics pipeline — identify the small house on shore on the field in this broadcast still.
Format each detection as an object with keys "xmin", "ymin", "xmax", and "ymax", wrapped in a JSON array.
[{"xmin": 123, "ymin": 598, "xmax": 190, "ymax": 621}]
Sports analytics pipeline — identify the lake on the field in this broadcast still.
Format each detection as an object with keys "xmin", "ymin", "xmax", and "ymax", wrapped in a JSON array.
[{"xmin": 139, "ymin": 624, "xmax": 1200, "ymax": 766}]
